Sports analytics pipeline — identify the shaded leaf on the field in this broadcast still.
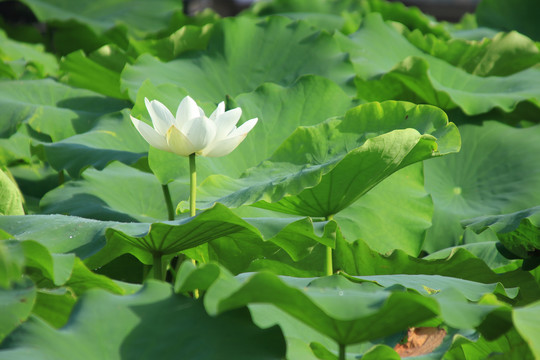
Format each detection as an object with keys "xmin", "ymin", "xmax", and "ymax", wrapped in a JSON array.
[
  {"xmin": 92, "ymin": 203, "xmax": 261, "ymax": 267},
  {"xmin": 0, "ymin": 241, "xmax": 25, "ymax": 288},
  {"xmin": 20, "ymin": 240, "xmax": 75, "ymax": 286},
  {"xmin": 0, "ymin": 79, "xmax": 128, "ymax": 140},
  {"xmin": 513, "ymin": 301, "xmax": 540, "ymax": 359},
  {"xmin": 204, "ymin": 271, "xmax": 439, "ymax": 346},
  {"xmin": 445, "ymin": 328, "xmax": 534, "ymax": 360},
  {"xmin": 334, "ymin": 237, "xmax": 540, "ymax": 305},
  {"xmin": 344, "ymin": 274, "xmax": 518, "ymax": 302},
  {"xmin": 0, "ymin": 281, "xmax": 286, "ymax": 359},
  {"xmin": 0, "ymin": 29, "xmax": 58, "ymax": 79},
  {"xmin": 19, "ymin": 0, "xmax": 184, "ymax": 38},
  {"xmin": 0, "ymin": 278, "xmax": 36, "ymax": 343},
  {"xmin": 476, "ymin": 0, "xmax": 540, "ymax": 42},
  {"xmin": 340, "ymin": 13, "xmax": 540, "ymax": 115},
  {"xmin": 462, "ymin": 206, "xmax": 540, "ymax": 259},
  {"xmin": 404, "ymin": 29, "xmax": 540, "ymax": 77},
  {"xmin": 121, "ymin": 16, "xmax": 354, "ymax": 103},
  {"xmin": 40, "ymin": 162, "xmax": 187, "ymax": 222},
  {"xmin": 32, "ymin": 111, "xmax": 148, "ymax": 178},
  {"xmin": 59, "ymin": 47, "xmax": 129, "ymax": 99}
]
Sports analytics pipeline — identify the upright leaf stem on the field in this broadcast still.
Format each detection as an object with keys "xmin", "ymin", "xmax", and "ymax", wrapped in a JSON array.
[
  {"xmin": 162, "ymin": 184, "xmax": 175, "ymax": 221},
  {"xmin": 339, "ymin": 343, "xmax": 346, "ymax": 360},
  {"xmin": 325, "ymin": 214, "xmax": 334, "ymax": 276},
  {"xmin": 153, "ymin": 252, "xmax": 164, "ymax": 281},
  {"xmin": 58, "ymin": 170, "xmax": 65, "ymax": 185}
]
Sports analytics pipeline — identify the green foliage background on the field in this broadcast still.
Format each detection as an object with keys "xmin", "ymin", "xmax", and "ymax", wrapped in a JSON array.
[{"xmin": 1, "ymin": 0, "xmax": 540, "ymax": 358}]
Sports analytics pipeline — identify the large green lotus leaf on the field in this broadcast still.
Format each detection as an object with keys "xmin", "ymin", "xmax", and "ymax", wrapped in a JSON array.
[
  {"xmin": 18, "ymin": 0, "xmax": 184, "ymax": 38},
  {"xmin": 334, "ymin": 237, "xmax": 540, "ymax": 305},
  {"xmin": 32, "ymin": 111, "xmax": 148, "ymax": 178},
  {"xmin": 0, "ymin": 281, "xmax": 286, "ymax": 360},
  {"xmin": 128, "ymin": 24, "xmax": 215, "ymax": 62},
  {"xmin": 139, "ymin": 75, "xmax": 355, "ymax": 184},
  {"xmin": 0, "ymin": 168, "xmax": 24, "ymax": 216},
  {"xmin": 193, "ymin": 101, "xmax": 459, "ymax": 217},
  {"xmin": 19, "ymin": 240, "xmax": 75, "ymax": 286},
  {"xmin": 462, "ymin": 206, "xmax": 540, "ymax": 259},
  {"xmin": 356, "ymin": 56, "xmax": 540, "ymax": 116},
  {"xmin": 345, "ymin": 274, "xmax": 518, "ymax": 301},
  {"xmin": 63, "ymin": 257, "xmax": 126, "ymax": 295},
  {"xmin": 40, "ymin": 162, "xmax": 188, "ymax": 222},
  {"xmin": 0, "ymin": 29, "xmax": 58, "ymax": 79},
  {"xmin": 121, "ymin": 16, "xmax": 354, "ymax": 103},
  {"xmin": 425, "ymin": 238, "xmax": 514, "ymax": 271},
  {"xmin": 0, "ymin": 207, "xmax": 334, "ymax": 274},
  {"xmin": 476, "ymin": 0, "xmax": 540, "ymax": 42},
  {"xmin": 59, "ymin": 47, "xmax": 129, "ymax": 99},
  {"xmin": 513, "ymin": 301, "xmax": 540, "ymax": 359},
  {"xmin": 0, "ymin": 278, "xmax": 36, "ymax": 343},
  {"xmin": 183, "ymin": 217, "xmax": 337, "ymax": 275},
  {"xmin": 0, "ymin": 241, "xmax": 25, "ymax": 288},
  {"xmin": 91, "ymin": 203, "xmax": 261, "ymax": 267},
  {"xmin": 0, "ymin": 215, "xmax": 113, "ymax": 260},
  {"xmin": 423, "ymin": 121, "xmax": 540, "ymax": 253},
  {"xmin": 245, "ymin": 242, "xmax": 327, "ymax": 277},
  {"xmin": 204, "ymin": 271, "xmax": 439, "ymax": 346},
  {"xmin": 27, "ymin": 258, "xmax": 126, "ymax": 329},
  {"xmin": 445, "ymin": 328, "xmax": 534, "ymax": 360},
  {"xmin": 0, "ymin": 130, "xmax": 33, "ymax": 166},
  {"xmin": 0, "ymin": 79, "xmax": 129, "ymax": 140},
  {"xmin": 179, "ymin": 264, "xmax": 512, "ymax": 358},
  {"xmin": 249, "ymin": 0, "xmax": 447, "ymax": 37},
  {"xmin": 335, "ymin": 163, "xmax": 432, "ymax": 256},
  {"xmin": 31, "ymin": 289, "xmax": 77, "ymax": 329},
  {"xmin": 340, "ymin": 274, "xmax": 515, "ymax": 339},
  {"xmin": 340, "ymin": 13, "xmax": 540, "ymax": 115},
  {"xmin": 404, "ymin": 30, "xmax": 540, "ymax": 77}
]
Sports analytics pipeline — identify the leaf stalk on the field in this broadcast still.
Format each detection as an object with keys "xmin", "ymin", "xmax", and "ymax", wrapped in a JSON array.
[
  {"xmin": 325, "ymin": 214, "xmax": 334, "ymax": 276},
  {"xmin": 162, "ymin": 184, "xmax": 175, "ymax": 221}
]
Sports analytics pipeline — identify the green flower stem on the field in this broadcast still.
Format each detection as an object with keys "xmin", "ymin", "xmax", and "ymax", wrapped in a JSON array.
[
  {"xmin": 189, "ymin": 153, "xmax": 200, "ymax": 299},
  {"xmin": 161, "ymin": 184, "xmax": 175, "ymax": 221},
  {"xmin": 189, "ymin": 153, "xmax": 196, "ymax": 217},
  {"xmin": 325, "ymin": 214, "xmax": 334, "ymax": 276},
  {"xmin": 339, "ymin": 343, "xmax": 346, "ymax": 360},
  {"xmin": 153, "ymin": 253, "xmax": 164, "ymax": 281}
]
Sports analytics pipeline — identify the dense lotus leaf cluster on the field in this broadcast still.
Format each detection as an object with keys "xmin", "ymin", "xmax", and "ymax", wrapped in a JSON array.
[{"xmin": 1, "ymin": 0, "xmax": 540, "ymax": 359}]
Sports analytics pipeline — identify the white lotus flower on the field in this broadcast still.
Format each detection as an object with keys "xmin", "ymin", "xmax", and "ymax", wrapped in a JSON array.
[{"xmin": 130, "ymin": 96, "xmax": 258, "ymax": 157}]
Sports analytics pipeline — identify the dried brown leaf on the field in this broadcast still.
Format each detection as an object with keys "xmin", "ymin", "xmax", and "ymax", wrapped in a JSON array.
[{"xmin": 394, "ymin": 327, "xmax": 447, "ymax": 357}]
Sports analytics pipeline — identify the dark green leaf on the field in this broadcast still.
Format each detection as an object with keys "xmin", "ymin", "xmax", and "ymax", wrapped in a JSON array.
[
  {"xmin": 462, "ymin": 206, "xmax": 540, "ymax": 259},
  {"xmin": 0, "ymin": 281, "xmax": 286, "ymax": 359},
  {"xmin": 0, "ymin": 278, "xmax": 36, "ymax": 343},
  {"xmin": 32, "ymin": 111, "xmax": 148, "ymax": 178},
  {"xmin": 0, "ymin": 79, "xmax": 128, "ymax": 140},
  {"xmin": 476, "ymin": 0, "xmax": 540, "ymax": 42}
]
